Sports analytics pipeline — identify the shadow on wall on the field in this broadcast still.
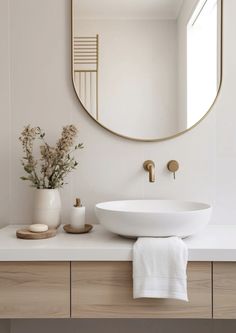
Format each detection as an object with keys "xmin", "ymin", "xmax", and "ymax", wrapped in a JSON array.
[
  {"xmin": 7, "ymin": 319, "xmax": 236, "ymax": 333},
  {"xmin": 0, "ymin": 320, "xmax": 10, "ymax": 333}
]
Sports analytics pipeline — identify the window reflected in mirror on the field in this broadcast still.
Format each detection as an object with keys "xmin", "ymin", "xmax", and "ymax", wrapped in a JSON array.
[{"xmin": 187, "ymin": 0, "xmax": 220, "ymax": 128}]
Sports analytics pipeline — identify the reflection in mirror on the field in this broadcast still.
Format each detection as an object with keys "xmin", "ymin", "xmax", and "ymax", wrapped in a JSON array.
[{"xmin": 72, "ymin": 0, "xmax": 222, "ymax": 141}]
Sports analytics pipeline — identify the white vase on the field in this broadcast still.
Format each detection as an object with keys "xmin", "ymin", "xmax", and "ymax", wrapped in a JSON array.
[{"xmin": 32, "ymin": 189, "xmax": 62, "ymax": 229}]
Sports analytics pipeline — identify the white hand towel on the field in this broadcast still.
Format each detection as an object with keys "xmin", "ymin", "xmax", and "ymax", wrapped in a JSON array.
[{"xmin": 133, "ymin": 237, "xmax": 188, "ymax": 301}]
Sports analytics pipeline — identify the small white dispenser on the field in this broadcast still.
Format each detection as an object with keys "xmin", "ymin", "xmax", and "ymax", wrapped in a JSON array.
[{"xmin": 70, "ymin": 198, "xmax": 85, "ymax": 229}]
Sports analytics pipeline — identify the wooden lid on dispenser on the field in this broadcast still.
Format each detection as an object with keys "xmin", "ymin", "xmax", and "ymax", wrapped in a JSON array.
[{"xmin": 74, "ymin": 198, "xmax": 82, "ymax": 207}]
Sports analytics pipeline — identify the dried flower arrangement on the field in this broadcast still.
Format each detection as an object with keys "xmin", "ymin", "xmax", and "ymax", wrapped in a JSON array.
[{"xmin": 19, "ymin": 125, "xmax": 83, "ymax": 189}]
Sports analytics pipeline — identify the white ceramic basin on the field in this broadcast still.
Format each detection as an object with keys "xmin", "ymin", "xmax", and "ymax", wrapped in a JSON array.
[{"xmin": 95, "ymin": 200, "xmax": 212, "ymax": 238}]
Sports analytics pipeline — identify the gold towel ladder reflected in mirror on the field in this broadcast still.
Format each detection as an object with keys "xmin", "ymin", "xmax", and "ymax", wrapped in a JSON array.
[{"xmin": 73, "ymin": 35, "xmax": 99, "ymax": 120}]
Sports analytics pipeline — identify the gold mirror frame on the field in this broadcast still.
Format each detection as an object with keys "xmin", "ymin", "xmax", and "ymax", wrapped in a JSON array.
[{"xmin": 71, "ymin": 0, "xmax": 223, "ymax": 142}]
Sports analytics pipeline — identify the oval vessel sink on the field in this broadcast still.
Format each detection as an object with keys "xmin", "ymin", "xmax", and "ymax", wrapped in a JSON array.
[{"xmin": 95, "ymin": 200, "xmax": 212, "ymax": 238}]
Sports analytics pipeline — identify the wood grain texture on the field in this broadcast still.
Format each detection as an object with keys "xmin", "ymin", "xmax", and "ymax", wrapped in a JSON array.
[
  {"xmin": 16, "ymin": 228, "xmax": 56, "ymax": 240},
  {"xmin": 213, "ymin": 262, "xmax": 236, "ymax": 319},
  {"xmin": 63, "ymin": 224, "xmax": 93, "ymax": 234},
  {"xmin": 71, "ymin": 261, "xmax": 212, "ymax": 318},
  {"xmin": 0, "ymin": 262, "xmax": 70, "ymax": 318}
]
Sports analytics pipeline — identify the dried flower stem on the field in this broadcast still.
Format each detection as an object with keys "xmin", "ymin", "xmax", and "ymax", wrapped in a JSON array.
[{"xmin": 19, "ymin": 125, "xmax": 83, "ymax": 189}]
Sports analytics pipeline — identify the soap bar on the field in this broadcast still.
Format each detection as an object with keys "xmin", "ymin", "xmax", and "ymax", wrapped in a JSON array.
[{"xmin": 29, "ymin": 224, "xmax": 48, "ymax": 233}]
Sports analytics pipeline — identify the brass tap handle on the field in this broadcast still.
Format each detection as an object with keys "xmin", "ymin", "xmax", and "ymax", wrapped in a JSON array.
[
  {"xmin": 167, "ymin": 160, "xmax": 179, "ymax": 179},
  {"xmin": 143, "ymin": 160, "xmax": 155, "ymax": 182}
]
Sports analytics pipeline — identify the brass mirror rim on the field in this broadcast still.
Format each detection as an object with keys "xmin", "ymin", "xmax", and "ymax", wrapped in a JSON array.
[{"xmin": 71, "ymin": 0, "xmax": 223, "ymax": 142}]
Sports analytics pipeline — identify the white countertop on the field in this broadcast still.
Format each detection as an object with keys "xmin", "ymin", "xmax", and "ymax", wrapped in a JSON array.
[{"xmin": 0, "ymin": 225, "xmax": 236, "ymax": 261}]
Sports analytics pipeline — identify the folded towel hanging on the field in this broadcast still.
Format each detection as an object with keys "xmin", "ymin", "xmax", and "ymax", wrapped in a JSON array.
[{"xmin": 133, "ymin": 237, "xmax": 188, "ymax": 301}]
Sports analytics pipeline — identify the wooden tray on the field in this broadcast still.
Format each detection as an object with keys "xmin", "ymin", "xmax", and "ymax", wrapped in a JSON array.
[
  {"xmin": 16, "ymin": 228, "xmax": 57, "ymax": 240},
  {"xmin": 63, "ymin": 224, "xmax": 93, "ymax": 234}
]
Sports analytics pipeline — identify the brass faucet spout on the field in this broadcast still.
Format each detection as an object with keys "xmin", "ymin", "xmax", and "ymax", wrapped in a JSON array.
[{"xmin": 143, "ymin": 160, "xmax": 155, "ymax": 182}]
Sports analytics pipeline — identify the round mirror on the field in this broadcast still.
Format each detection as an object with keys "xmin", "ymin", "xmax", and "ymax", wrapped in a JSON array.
[{"xmin": 72, "ymin": 0, "xmax": 222, "ymax": 141}]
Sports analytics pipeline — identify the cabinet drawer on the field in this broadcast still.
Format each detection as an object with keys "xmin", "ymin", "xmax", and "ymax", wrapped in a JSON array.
[
  {"xmin": 71, "ymin": 261, "xmax": 212, "ymax": 318},
  {"xmin": 213, "ymin": 262, "xmax": 236, "ymax": 319},
  {"xmin": 0, "ymin": 262, "xmax": 70, "ymax": 318}
]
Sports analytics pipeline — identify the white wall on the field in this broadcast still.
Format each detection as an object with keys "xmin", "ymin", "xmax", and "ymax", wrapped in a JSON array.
[
  {"xmin": 0, "ymin": 0, "xmax": 10, "ymax": 228},
  {"xmin": 0, "ymin": 0, "xmax": 236, "ymax": 330},
  {"xmin": 0, "ymin": 0, "xmax": 235, "ymax": 227},
  {"xmin": 4, "ymin": 0, "xmax": 235, "ymax": 229},
  {"xmin": 75, "ymin": 18, "xmax": 178, "ymax": 138}
]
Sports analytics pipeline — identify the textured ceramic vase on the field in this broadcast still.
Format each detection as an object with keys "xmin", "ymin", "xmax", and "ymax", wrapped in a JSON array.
[{"xmin": 33, "ymin": 189, "xmax": 62, "ymax": 229}]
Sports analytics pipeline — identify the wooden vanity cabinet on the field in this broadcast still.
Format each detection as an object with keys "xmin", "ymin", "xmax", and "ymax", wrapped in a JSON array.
[
  {"xmin": 0, "ymin": 262, "xmax": 70, "ymax": 318},
  {"xmin": 2, "ymin": 261, "xmax": 236, "ymax": 319},
  {"xmin": 71, "ymin": 261, "xmax": 212, "ymax": 318},
  {"xmin": 213, "ymin": 262, "xmax": 236, "ymax": 319}
]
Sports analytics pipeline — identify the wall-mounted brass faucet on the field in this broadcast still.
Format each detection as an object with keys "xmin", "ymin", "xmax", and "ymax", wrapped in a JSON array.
[
  {"xmin": 167, "ymin": 160, "xmax": 179, "ymax": 179},
  {"xmin": 143, "ymin": 160, "xmax": 155, "ymax": 182}
]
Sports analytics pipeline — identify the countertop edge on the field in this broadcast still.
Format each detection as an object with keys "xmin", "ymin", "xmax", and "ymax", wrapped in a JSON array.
[{"xmin": 0, "ymin": 225, "xmax": 236, "ymax": 262}]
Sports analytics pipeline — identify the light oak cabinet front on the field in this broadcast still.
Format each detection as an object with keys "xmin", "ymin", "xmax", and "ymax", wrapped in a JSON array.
[
  {"xmin": 2, "ymin": 261, "xmax": 236, "ymax": 319},
  {"xmin": 213, "ymin": 262, "xmax": 236, "ymax": 319},
  {"xmin": 71, "ymin": 261, "xmax": 212, "ymax": 318},
  {"xmin": 0, "ymin": 262, "xmax": 70, "ymax": 318}
]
